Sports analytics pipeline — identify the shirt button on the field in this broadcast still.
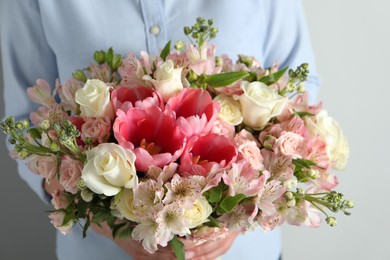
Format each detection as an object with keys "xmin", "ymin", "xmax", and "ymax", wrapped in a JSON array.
[{"xmin": 150, "ymin": 25, "xmax": 160, "ymax": 35}]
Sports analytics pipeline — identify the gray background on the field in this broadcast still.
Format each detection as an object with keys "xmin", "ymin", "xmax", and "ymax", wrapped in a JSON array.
[{"xmin": 0, "ymin": 0, "xmax": 389, "ymax": 259}]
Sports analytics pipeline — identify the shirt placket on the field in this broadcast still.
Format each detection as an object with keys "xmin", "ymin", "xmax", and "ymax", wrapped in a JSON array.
[{"xmin": 139, "ymin": 0, "xmax": 167, "ymax": 55}]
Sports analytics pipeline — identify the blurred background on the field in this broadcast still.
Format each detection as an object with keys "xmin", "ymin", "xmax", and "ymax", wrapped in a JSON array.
[{"xmin": 0, "ymin": 1, "xmax": 389, "ymax": 259}]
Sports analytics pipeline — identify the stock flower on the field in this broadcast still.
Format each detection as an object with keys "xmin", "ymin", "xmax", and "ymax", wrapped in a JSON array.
[
  {"xmin": 183, "ymin": 197, "xmax": 213, "ymax": 229},
  {"xmin": 179, "ymin": 133, "xmax": 237, "ymax": 177},
  {"xmin": 75, "ymin": 79, "xmax": 114, "ymax": 120},
  {"xmin": 167, "ymin": 88, "xmax": 219, "ymax": 138},
  {"xmin": 81, "ymin": 143, "xmax": 137, "ymax": 196},
  {"xmin": 111, "ymin": 85, "xmax": 164, "ymax": 112},
  {"xmin": 114, "ymin": 105, "xmax": 186, "ymax": 171},
  {"xmin": 59, "ymin": 155, "xmax": 83, "ymax": 194},
  {"xmin": 238, "ymin": 81, "xmax": 288, "ymax": 130},
  {"xmin": 143, "ymin": 59, "xmax": 184, "ymax": 102},
  {"xmin": 305, "ymin": 110, "xmax": 349, "ymax": 170}
]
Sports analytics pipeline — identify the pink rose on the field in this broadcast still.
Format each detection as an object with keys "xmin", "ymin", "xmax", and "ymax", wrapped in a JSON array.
[
  {"xmin": 81, "ymin": 117, "xmax": 111, "ymax": 144},
  {"xmin": 27, "ymin": 154, "xmax": 58, "ymax": 182},
  {"xmin": 51, "ymin": 190, "xmax": 70, "ymax": 209},
  {"xmin": 59, "ymin": 155, "xmax": 83, "ymax": 194},
  {"xmin": 49, "ymin": 211, "xmax": 73, "ymax": 235},
  {"xmin": 276, "ymin": 132, "xmax": 307, "ymax": 159},
  {"xmin": 233, "ymin": 130, "xmax": 264, "ymax": 171},
  {"xmin": 211, "ymin": 118, "xmax": 235, "ymax": 140}
]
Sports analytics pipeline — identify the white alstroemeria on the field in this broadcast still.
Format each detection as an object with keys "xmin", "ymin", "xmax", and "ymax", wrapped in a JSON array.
[
  {"xmin": 163, "ymin": 174, "xmax": 202, "ymax": 208},
  {"xmin": 131, "ymin": 208, "xmax": 173, "ymax": 254},
  {"xmin": 161, "ymin": 202, "xmax": 191, "ymax": 236},
  {"xmin": 132, "ymin": 179, "xmax": 165, "ymax": 216}
]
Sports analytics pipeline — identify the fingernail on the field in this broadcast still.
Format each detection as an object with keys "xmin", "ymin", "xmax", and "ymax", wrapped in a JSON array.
[{"xmin": 185, "ymin": 251, "xmax": 195, "ymax": 259}]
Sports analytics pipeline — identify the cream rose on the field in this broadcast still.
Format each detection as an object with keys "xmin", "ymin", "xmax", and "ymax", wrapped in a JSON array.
[
  {"xmin": 305, "ymin": 110, "xmax": 349, "ymax": 170},
  {"xmin": 115, "ymin": 188, "xmax": 138, "ymax": 222},
  {"xmin": 214, "ymin": 94, "xmax": 243, "ymax": 125},
  {"xmin": 184, "ymin": 197, "xmax": 212, "ymax": 229},
  {"xmin": 81, "ymin": 143, "xmax": 138, "ymax": 196},
  {"xmin": 145, "ymin": 60, "xmax": 183, "ymax": 102},
  {"xmin": 75, "ymin": 79, "xmax": 114, "ymax": 119},
  {"xmin": 238, "ymin": 81, "xmax": 288, "ymax": 130}
]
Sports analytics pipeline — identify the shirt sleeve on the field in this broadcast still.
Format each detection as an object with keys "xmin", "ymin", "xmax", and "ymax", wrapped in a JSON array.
[
  {"xmin": 0, "ymin": 0, "xmax": 59, "ymax": 203},
  {"xmin": 262, "ymin": 0, "xmax": 320, "ymax": 103}
]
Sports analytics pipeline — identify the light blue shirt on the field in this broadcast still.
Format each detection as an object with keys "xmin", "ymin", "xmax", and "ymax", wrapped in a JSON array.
[{"xmin": 1, "ymin": 0, "xmax": 319, "ymax": 259}]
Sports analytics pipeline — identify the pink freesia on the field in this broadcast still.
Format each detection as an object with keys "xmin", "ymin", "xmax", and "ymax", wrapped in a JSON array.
[
  {"xmin": 167, "ymin": 88, "xmax": 219, "ymax": 138},
  {"xmin": 59, "ymin": 155, "xmax": 83, "ymax": 194},
  {"xmin": 179, "ymin": 133, "xmax": 237, "ymax": 177},
  {"xmin": 27, "ymin": 79, "xmax": 55, "ymax": 107},
  {"xmin": 113, "ymin": 105, "xmax": 186, "ymax": 172},
  {"xmin": 111, "ymin": 85, "xmax": 163, "ymax": 112}
]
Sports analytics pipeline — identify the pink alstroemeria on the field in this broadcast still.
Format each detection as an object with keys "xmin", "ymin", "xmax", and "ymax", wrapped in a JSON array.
[
  {"xmin": 27, "ymin": 79, "xmax": 56, "ymax": 107},
  {"xmin": 29, "ymin": 104, "xmax": 68, "ymax": 127},
  {"xmin": 186, "ymin": 42, "xmax": 221, "ymax": 75},
  {"xmin": 256, "ymin": 171, "xmax": 286, "ymax": 217},
  {"xmin": 55, "ymin": 79, "xmax": 83, "ymax": 113},
  {"xmin": 222, "ymin": 161, "xmax": 266, "ymax": 197},
  {"xmin": 163, "ymin": 174, "xmax": 203, "ymax": 208},
  {"xmin": 179, "ymin": 133, "xmax": 237, "ymax": 177},
  {"xmin": 113, "ymin": 105, "xmax": 186, "ymax": 172},
  {"xmin": 167, "ymin": 88, "xmax": 219, "ymax": 138},
  {"xmin": 111, "ymin": 85, "xmax": 163, "ymax": 112}
]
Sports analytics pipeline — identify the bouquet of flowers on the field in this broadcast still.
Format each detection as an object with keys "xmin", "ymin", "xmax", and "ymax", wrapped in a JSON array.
[{"xmin": 1, "ymin": 18, "xmax": 353, "ymax": 259}]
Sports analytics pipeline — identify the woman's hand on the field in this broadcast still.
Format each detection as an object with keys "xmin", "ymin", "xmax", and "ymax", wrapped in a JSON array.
[{"xmin": 91, "ymin": 221, "xmax": 239, "ymax": 260}]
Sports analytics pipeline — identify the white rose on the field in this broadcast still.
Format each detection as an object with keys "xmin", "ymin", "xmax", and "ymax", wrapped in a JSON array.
[
  {"xmin": 238, "ymin": 81, "xmax": 288, "ymax": 130},
  {"xmin": 184, "ymin": 197, "xmax": 212, "ymax": 229},
  {"xmin": 75, "ymin": 79, "xmax": 114, "ymax": 119},
  {"xmin": 81, "ymin": 143, "xmax": 138, "ymax": 196},
  {"xmin": 115, "ymin": 188, "xmax": 138, "ymax": 222},
  {"xmin": 145, "ymin": 60, "xmax": 183, "ymax": 102},
  {"xmin": 214, "ymin": 94, "xmax": 243, "ymax": 126},
  {"xmin": 305, "ymin": 110, "xmax": 349, "ymax": 170}
]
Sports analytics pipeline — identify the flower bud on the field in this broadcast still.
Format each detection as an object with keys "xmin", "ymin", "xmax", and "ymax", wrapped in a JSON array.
[
  {"xmin": 72, "ymin": 69, "xmax": 87, "ymax": 83},
  {"xmin": 297, "ymin": 84, "xmax": 306, "ymax": 93},
  {"xmin": 81, "ymin": 189, "xmax": 93, "ymax": 202},
  {"xmin": 175, "ymin": 40, "xmax": 185, "ymax": 51},
  {"xmin": 345, "ymin": 200, "xmax": 354, "ymax": 208},
  {"xmin": 307, "ymin": 168, "xmax": 320, "ymax": 179},
  {"xmin": 296, "ymin": 188, "xmax": 305, "ymax": 198},
  {"xmin": 50, "ymin": 142, "xmax": 60, "ymax": 151},
  {"xmin": 215, "ymin": 56, "xmax": 223, "ymax": 67},
  {"xmin": 284, "ymin": 191, "xmax": 294, "ymax": 200},
  {"xmin": 326, "ymin": 216, "xmax": 337, "ymax": 227},
  {"xmin": 283, "ymin": 179, "xmax": 298, "ymax": 189},
  {"xmin": 94, "ymin": 50, "xmax": 106, "ymax": 64},
  {"xmin": 40, "ymin": 120, "xmax": 51, "ymax": 130}
]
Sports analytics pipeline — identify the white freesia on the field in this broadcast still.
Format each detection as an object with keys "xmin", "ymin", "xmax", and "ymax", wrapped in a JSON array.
[
  {"xmin": 305, "ymin": 110, "xmax": 349, "ymax": 170},
  {"xmin": 144, "ymin": 60, "xmax": 183, "ymax": 102},
  {"xmin": 214, "ymin": 94, "xmax": 243, "ymax": 125},
  {"xmin": 81, "ymin": 143, "xmax": 138, "ymax": 196},
  {"xmin": 238, "ymin": 81, "xmax": 287, "ymax": 130},
  {"xmin": 75, "ymin": 79, "xmax": 114, "ymax": 119},
  {"xmin": 184, "ymin": 197, "xmax": 212, "ymax": 229}
]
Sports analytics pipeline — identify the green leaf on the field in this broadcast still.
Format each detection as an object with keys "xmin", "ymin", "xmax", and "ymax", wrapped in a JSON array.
[
  {"xmin": 114, "ymin": 188, "xmax": 124, "ymax": 204},
  {"xmin": 105, "ymin": 47, "xmax": 114, "ymax": 68},
  {"xmin": 206, "ymin": 71, "xmax": 249, "ymax": 88},
  {"xmin": 160, "ymin": 40, "xmax": 171, "ymax": 61},
  {"xmin": 75, "ymin": 200, "xmax": 90, "ymax": 218},
  {"xmin": 91, "ymin": 209, "xmax": 111, "ymax": 224},
  {"xmin": 293, "ymin": 159, "xmax": 316, "ymax": 169},
  {"xmin": 208, "ymin": 182, "xmax": 224, "ymax": 203},
  {"xmin": 169, "ymin": 236, "xmax": 185, "ymax": 260},
  {"xmin": 294, "ymin": 111, "xmax": 314, "ymax": 118},
  {"xmin": 83, "ymin": 215, "xmax": 91, "ymax": 238},
  {"xmin": 259, "ymin": 66, "xmax": 288, "ymax": 85},
  {"xmin": 204, "ymin": 215, "xmax": 222, "ymax": 228},
  {"xmin": 112, "ymin": 223, "xmax": 133, "ymax": 239},
  {"xmin": 112, "ymin": 54, "xmax": 123, "ymax": 71},
  {"xmin": 219, "ymin": 194, "xmax": 248, "ymax": 213},
  {"xmin": 28, "ymin": 128, "xmax": 42, "ymax": 140}
]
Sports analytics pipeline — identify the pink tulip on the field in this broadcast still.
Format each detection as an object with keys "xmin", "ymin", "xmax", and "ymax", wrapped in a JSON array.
[
  {"xmin": 167, "ymin": 88, "xmax": 219, "ymax": 138},
  {"xmin": 113, "ymin": 105, "xmax": 186, "ymax": 172},
  {"xmin": 111, "ymin": 85, "xmax": 163, "ymax": 112},
  {"xmin": 179, "ymin": 133, "xmax": 237, "ymax": 176}
]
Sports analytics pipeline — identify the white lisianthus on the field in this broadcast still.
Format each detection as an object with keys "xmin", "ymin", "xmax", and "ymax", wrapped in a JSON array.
[
  {"xmin": 214, "ymin": 94, "xmax": 243, "ymax": 125},
  {"xmin": 184, "ymin": 197, "xmax": 212, "ymax": 229},
  {"xmin": 305, "ymin": 110, "xmax": 349, "ymax": 170},
  {"xmin": 238, "ymin": 81, "xmax": 288, "ymax": 130},
  {"xmin": 115, "ymin": 189, "xmax": 139, "ymax": 222},
  {"xmin": 75, "ymin": 79, "xmax": 114, "ymax": 119},
  {"xmin": 81, "ymin": 143, "xmax": 138, "ymax": 196},
  {"xmin": 144, "ymin": 60, "xmax": 183, "ymax": 102}
]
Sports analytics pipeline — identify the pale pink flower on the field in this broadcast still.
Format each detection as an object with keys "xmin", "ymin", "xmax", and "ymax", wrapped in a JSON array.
[
  {"xmin": 167, "ymin": 88, "xmax": 219, "ymax": 138},
  {"xmin": 132, "ymin": 179, "xmax": 165, "ymax": 217},
  {"xmin": 160, "ymin": 202, "xmax": 191, "ymax": 236},
  {"xmin": 222, "ymin": 161, "xmax": 266, "ymax": 197},
  {"xmin": 305, "ymin": 135, "xmax": 330, "ymax": 170},
  {"xmin": 29, "ymin": 104, "xmax": 68, "ymax": 127},
  {"xmin": 211, "ymin": 118, "xmax": 235, "ymax": 140},
  {"xmin": 258, "ymin": 212, "xmax": 283, "ymax": 232},
  {"xmin": 55, "ymin": 79, "xmax": 83, "ymax": 113},
  {"xmin": 309, "ymin": 172, "xmax": 339, "ymax": 192},
  {"xmin": 261, "ymin": 150, "xmax": 294, "ymax": 182},
  {"xmin": 27, "ymin": 79, "xmax": 55, "ymax": 107},
  {"xmin": 258, "ymin": 124, "xmax": 284, "ymax": 148},
  {"xmin": 280, "ymin": 115, "xmax": 308, "ymax": 137},
  {"xmin": 111, "ymin": 85, "xmax": 163, "ymax": 112},
  {"xmin": 51, "ymin": 190, "xmax": 70, "ymax": 210},
  {"xmin": 87, "ymin": 64, "xmax": 111, "ymax": 82},
  {"xmin": 256, "ymin": 172, "xmax": 286, "ymax": 216},
  {"xmin": 179, "ymin": 134, "xmax": 237, "ymax": 177},
  {"xmin": 218, "ymin": 203, "xmax": 258, "ymax": 232},
  {"xmin": 286, "ymin": 200, "xmax": 322, "ymax": 228},
  {"xmin": 113, "ymin": 106, "xmax": 186, "ymax": 172},
  {"xmin": 276, "ymin": 132, "xmax": 307, "ymax": 159},
  {"xmin": 49, "ymin": 211, "xmax": 73, "ymax": 235},
  {"xmin": 80, "ymin": 117, "xmax": 111, "ymax": 144},
  {"xmin": 233, "ymin": 130, "xmax": 264, "ymax": 170},
  {"xmin": 27, "ymin": 154, "xmax": 58, "ymax": 182},
  {"xmin": 146, "ymin": 163, "xmax": 178, "ymax": 183},
  {"xmin": 163, "ymin": 174, "xmax": 202, "ymax": 208},
  {"xmin": 292, "ymin": 93, "xmax": 323, "ymax": 115},
  {"xmin": 189, "ymin": 227, "xmax": 229, "ymax": 246},
  {"xmin": 185, "ymin": 43, "xmax": 221, "ymax": 75},
  {"xmin": 58, "ymin": 155, "xmax": 83, "ymax": 194}
]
